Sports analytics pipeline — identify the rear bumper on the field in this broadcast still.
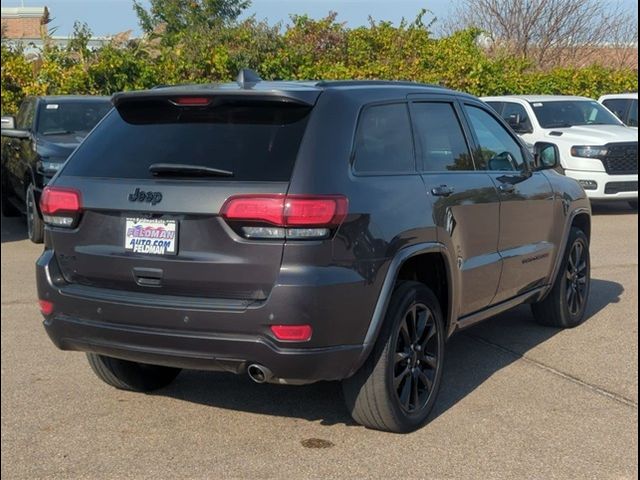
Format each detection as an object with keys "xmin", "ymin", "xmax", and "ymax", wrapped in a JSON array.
[
  {"xmin": 37, "ymin": 250, "xmax": 374, "ymax": 384},
  {"xmin": 43, "ymin": 315, "xmax": 363, "ymax": 384}
]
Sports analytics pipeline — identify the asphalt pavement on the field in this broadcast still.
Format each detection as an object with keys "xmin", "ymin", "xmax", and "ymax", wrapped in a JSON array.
[{"xmin": 1, "ymin": 202, "xmax": 637, "ymax": 479}]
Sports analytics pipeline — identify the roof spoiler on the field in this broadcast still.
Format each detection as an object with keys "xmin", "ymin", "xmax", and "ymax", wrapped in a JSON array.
[{"xmin": 113, "ymin": 69, "xmax": 319, "ymax": 107}]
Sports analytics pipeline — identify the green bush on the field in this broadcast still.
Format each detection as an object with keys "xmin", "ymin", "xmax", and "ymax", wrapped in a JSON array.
[{"xmin": 1, "ymin": 12, "xmax": 637, "ymax": 115}]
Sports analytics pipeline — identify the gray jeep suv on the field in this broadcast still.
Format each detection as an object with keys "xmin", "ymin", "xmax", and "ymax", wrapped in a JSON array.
[{"xmin": 36, "ymin": 72, "xmax": 591, "ymax": 433}]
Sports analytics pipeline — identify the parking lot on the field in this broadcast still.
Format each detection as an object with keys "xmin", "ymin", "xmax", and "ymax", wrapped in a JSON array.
[{"xmin": 1, "ymin": 203, "xmax": 637, "ymax": 479}]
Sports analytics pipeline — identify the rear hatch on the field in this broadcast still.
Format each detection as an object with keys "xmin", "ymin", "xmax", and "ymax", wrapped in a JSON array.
[{"xmin": 47, "ymin": 89, "xmax": 318, "ymax": 301}]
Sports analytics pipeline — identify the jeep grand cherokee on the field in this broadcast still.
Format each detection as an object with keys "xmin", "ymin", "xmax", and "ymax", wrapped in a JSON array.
[{"xmin": 36, "ymin": 71, "xmax": 592, "ymax": 433}]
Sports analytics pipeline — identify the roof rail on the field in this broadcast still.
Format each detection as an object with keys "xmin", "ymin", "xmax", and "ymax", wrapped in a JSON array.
[{"xmin": 315, "ymin": 80, "xmax": 445, "ymax": 89}]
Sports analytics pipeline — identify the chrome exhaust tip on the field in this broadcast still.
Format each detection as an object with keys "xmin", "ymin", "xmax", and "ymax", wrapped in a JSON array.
[{"xmin": 247, "ymin": 364, "xmax": 273, "ymax": 384}]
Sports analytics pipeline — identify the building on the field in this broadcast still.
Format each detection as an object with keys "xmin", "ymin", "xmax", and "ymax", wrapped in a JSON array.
[
  {"xmin": 1, "ymin": 6, "xmax": 48, "ymax": 38},
  {"xmin": 1, "ymin": 6, "xmax": 110, "ymax": 56}
]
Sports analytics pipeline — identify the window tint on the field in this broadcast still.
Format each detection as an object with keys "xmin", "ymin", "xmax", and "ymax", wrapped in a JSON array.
[
  {"xmin": 464, "ymin": 105, "xmax": 526, "ymax": 172},
  {"xmin": 502, "ymin": 102, "xmax": 532, "ymax": 132},
  {"xmin": 602, "ymin": 99, "xmax": 630, "ymax": 122},
  {"xmin": 412, "ymin": 102, "xmax": 474, "ymax": 171},
  {"xmin": 628, "ymin": 100, "xmax": 638, "ymax": 127},
  {"xmin": 353, "ymin": 103, "xmax": 414, "ymax": 173},
  {"xmin": 62, "ymin": 100, "xmax": 311, "ymax": 181},
  {"xmin": 37, "ymin": 101, "xmax": 112, "ymax": 135}
]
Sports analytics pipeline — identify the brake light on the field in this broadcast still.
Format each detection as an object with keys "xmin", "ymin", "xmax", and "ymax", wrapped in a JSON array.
[
  {"xmin": 270, "ymin": 324, "xmax": 313, "ymax": 341},
  {"xmin": 221, "ymin": 195, "xmax": 347, "ymax": 226},
  {"xmin": 172, "ymin": 97, "xmax": 211, "ymax": 106},
  {"xmin": 40, "ymin": 186, "xmax": 82, "ymax": 227},
  {"xmin": 220, "ymin": 194, "xmax": 348, "ymax": 240},
  {"xmin": 222, "ymin": 195, "xmax": 286, "ymax": 225}
]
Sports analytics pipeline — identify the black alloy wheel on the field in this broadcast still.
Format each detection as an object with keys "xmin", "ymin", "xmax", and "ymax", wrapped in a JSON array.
[{"xmin": 393, "ymin": 302, "xmax": 439, "ymax": 414}]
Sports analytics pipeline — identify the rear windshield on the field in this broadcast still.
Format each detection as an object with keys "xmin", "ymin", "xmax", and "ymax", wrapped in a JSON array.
[
  {"xmin": 37, "ymin": 100, "xmax": 112, "ymax": 135},
  {"xmin": 62, "ymin": 99, "xmax": 312, "ymax": 181}
]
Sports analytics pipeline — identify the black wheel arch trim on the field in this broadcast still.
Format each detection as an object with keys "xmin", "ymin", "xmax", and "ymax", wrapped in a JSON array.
[
  {"xmin": 349, "ymin": 242, "xmax": 457, "ymax": 376},
  {"xmin": 540, "ymin": 206, "xmax": 591, "ymax": 302}
]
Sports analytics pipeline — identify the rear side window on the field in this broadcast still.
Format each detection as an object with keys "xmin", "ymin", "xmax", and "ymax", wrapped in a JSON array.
[
  {"xmin": 412, "ymin": 102, "xmax": 474, "ymax": 171},
  {"xmin": 353, "ymin": 103, "xmax": 414, "ymax": 173},
  {"xmin": 62, "ymin": 100, "xmax": 312, "ymax": 181}
]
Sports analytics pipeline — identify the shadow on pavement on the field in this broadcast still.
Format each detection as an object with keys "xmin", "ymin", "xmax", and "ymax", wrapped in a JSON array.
[
  {"xmin": 158, "ymin": 278, "xmax": 623, "ymax": 428},
  {"xmin": 1, "ymin": 214, "xmax": 27, "ymax": 243},
  {"xmin": 591, "ymin": 201, "xmax": 637, "ymax": 216}
]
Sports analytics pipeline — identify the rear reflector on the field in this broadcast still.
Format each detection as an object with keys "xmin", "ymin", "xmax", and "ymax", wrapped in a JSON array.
[
  {"xmin": 38, "ymin": 299, "xmax": 54, "ymax": 316},
  {"xmin": 40, "ymin": 186, "xmax": 82, "ymax": 227},
  {"xmin": 221, "ymin": 194, "xmax": 348, "ymax": 227},
  {"xmin": 270, "ymin": 324, "xmax": 313, "ymax": 341}
]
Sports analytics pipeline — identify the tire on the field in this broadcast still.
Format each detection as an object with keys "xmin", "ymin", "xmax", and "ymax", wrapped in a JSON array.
[
  {"xmin": 629, "ymin": 200, "xmax": 638, "ymax": 211},
  {"xmin": 86, "ymin": 353, "xmax": 181, "ymax": 392},
  {"xmin": 531, "ymin": 227, "xmax": 590, "ymax": 328},
  {"xmin": 26, "ymin": 183, "xmax": 44, "ymax": 243},
  {"xmin": 342, "ymin": 281, "xmax": 445, "ymax": 433}
]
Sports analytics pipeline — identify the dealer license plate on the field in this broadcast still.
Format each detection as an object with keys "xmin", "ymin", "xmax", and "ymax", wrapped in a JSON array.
[{"xmin": 125, "ymin": 218, "xmax": 178, "ymax": 255}]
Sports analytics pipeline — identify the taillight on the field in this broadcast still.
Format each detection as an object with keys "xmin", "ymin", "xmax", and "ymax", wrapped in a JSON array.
[
  {"xmin": 270, "ymin": 324, "xmax": 313, "ymax": 342},
  {"xmin": 220, "ymin": 194, "xmax": 348, "ymax": 240},
  {"xmin": 40, "ymin": 186, "xmax": 82, "ymax": 227}
]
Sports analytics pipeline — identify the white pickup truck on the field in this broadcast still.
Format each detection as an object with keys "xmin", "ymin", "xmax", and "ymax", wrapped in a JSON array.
[{"xmin": 482, "ymin": 95, "xmax": 638, "ymax": 209}]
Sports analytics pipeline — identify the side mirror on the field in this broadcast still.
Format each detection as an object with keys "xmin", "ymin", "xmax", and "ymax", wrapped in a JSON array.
[
  {"xmin": 1, "ymin": 116, "xmax": 16, "ymax": 130},
  {"xmin": 534, "ymin": 142, "xmax": 559, "ymax": 170},
  {"xmin": 1, "ymin": 128, "xmax": 30, "ymax": 139}
]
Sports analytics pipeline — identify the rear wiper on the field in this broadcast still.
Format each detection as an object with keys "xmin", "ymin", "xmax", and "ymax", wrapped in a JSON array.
[{"xmin": 149, "ymin": 163, "xmax": 234, "ymax": 177}]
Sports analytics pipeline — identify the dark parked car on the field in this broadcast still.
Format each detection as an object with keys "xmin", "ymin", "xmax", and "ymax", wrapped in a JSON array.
[
  {"xmin": 1, "ymin": 96, "xmax": 111, "ymax": 242},
  {"xmin": 36, "ymin": 72, "xmax": 592, "ymax": 433}
]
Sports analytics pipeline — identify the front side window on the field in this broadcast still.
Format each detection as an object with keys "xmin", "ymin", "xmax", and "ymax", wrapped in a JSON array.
[
  {"xmin": 16, "ymin": 99, "xmax": 35, "ymax": 130},
  {"xmin": 502, "ymin": 102, "xmax": 532, "ymax": 133},
  {"xmin": 530, "ymin": 100, "xmax": 621, "ymax": 128},
  {"xmin": 353, "ymin": 103, "xmax": 414, "ymax": 173},
  {"xmin": 602, "ymin": 99, "xmax": 630, "ymax": 123},
  {"xmin": 464, "ymin": 105, "xmax": 526, "ymax": 172},
  {"xmin": 412, "ymin": 102, "xmax": 474, "ymax": 171},
  {"xmin": 628, "ymin": 100, "xmax": 638, "ymax": 127}
]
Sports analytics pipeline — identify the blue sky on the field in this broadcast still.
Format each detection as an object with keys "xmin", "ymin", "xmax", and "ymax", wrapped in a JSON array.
[{"xmin": 5, "ymin": 0, "xmax": 638, "ymax": 37}]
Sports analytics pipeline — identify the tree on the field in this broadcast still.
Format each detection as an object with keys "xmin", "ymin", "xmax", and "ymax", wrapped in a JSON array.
[
  {"xmin": 133, "ymin": 0, "xmax": 251, "ymax": 38},
  {"xmin": 448, "ymin": 0, "xmax": 639, "ymax": 68}
]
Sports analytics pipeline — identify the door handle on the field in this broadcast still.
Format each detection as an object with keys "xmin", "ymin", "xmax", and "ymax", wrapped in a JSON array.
[
  {"xmin": 498, "ymin": 183, "xmax": 516, "ymax": 194},
  {"xmin": 431, "ymin": 185, "xmax": 455, "ymax": 197}
]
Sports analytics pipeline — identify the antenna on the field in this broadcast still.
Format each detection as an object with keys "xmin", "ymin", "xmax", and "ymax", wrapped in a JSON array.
[{"xmin": 236, "ymin": 69, "xmax": 262, "ymax": 90}]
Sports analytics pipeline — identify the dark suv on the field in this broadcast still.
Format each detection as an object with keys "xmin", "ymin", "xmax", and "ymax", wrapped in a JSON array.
[
  {"xmin": 36, "ymin": 72, "xmax": 592, "ymax": 433},
  {"xmin": 1, "ymin": 95, "xmax": 112, "ymax": 243}
]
